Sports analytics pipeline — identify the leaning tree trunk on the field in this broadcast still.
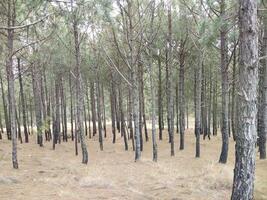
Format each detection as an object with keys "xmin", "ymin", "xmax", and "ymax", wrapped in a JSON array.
[{"xmin": 231, "ymin": 0, "xmax": 258, "ymax": 198}]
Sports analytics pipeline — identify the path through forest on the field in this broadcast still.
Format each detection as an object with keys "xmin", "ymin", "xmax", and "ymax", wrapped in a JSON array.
[{"xmin": 0, "ymin": 126, "xmax": 266, "ymax": 200}]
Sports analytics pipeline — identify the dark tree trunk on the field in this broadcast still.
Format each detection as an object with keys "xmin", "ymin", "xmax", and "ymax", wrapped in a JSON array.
[
  {"xmin": 83, "ymin": 99, "xmax": 88, "ymax": 137},
  {"xmin": 69, "ymin": 73, "xmax": 74, "ymax": 141},
  {"xmin": 102, "ymin": 84, "xmax": 107, "ymax": 138},
  {"xmin": 85, "ymin": 83, "xmax": 92, "ymax": 139},
  {"xmin": 231, "ymin": 0, "xmax": 258, "ymax": 198},
  {"xmin": 96, "ymin": 79, "xmax": 103, "ymax": 151},
  {"xmin": 213, "ymin": 74, "xmax": 218, "ymax": 136},
  {"xmin": 138, "ymin": 61, "xmax": 144, "ymax": 151},
  {"xmin": 0, "ymin": 109, "xmax": 3, "ymax": 138},
  {"xmin": 110, "ymin": 77, "xmax": 116, "ymax": 143},
  {"xmin": 90, "ymin": 82, "xmax": 97, "ymax": 136},
  {"xmin": 158, "ymin": 53, "xmax": 163, "ymax": 140},
  {"xmin": 231, "ymin": 39, "xmax": 237, "ymax": 141},
  {"xmin": 119, "ymin": 85, "xmax": 128, "ymax": 151}
]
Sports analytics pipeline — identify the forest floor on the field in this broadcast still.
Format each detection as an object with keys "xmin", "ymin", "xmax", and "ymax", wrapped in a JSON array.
[{"xmin": 0, "ymin": 125, "xmax": 266, "ymax": 200}]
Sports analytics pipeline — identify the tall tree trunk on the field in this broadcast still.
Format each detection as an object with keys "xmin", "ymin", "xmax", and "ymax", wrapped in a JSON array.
[
  {"xmin": 96, "ymin": 79, "xmax": 103, "ymax": 151},
  {"xmin": 148, "ymin": 53, "xmax": 157, "ymax": 162},
  {"xmin": 166, "ymin": 0, "xmax": 174, "ymax": 156},
  {"xmin": 69, "ymin": 72, "xmax": 74, "ymax": 141},
  {"xmin": 110, "ymin": 77, "xmax": 116, "ymax": 143},
  {"xmin": 231, "ymin": 39, "xmax": 237, "ymax": 141},
  {"xmin": 219, "ymin": 0, "xmax": 229, "ymax": 164},
  {"xmin": 179, "ymin": 43, "xmax": 185, "ymax": 150},
  {"xmin": 138, "ymin": 61, "xmax": 144, "ymax": 151},
  {"xmin": 31, "ymin": 59, "xmax": 43, "ymax": 147},
  {"xmin": 72, "ymin": 8, "xmax": 88, "ymax": 164},
  {"xmin": 231, "ymin": 0, "xmax": 258, "ymax": 198},
  {"xmin": 213, "ymin": 73, "xmax": 218, "ymax": 136},
  {"xmin": 158, "ymin": 53, "xmax": 163, "ymax": 140},
  {"xmin": 6, "ymin": 0, "xmax": 18, "ymax": 168},
  {"xmin": 17, "ymin": 58, "xmax": 29, "ymax": 143},
  {"xmin": 195, "ymin": 56, "xmax": 203, "ymax": 158}
]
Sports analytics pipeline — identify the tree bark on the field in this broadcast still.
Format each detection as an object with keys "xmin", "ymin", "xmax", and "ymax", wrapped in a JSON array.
[
  {"xmin": 72, "ymin": 8, "xmax": 88, "ymax": 164},
  {"xmin": 195, "ymin": 56, "xmax": 202, "ymax": 158},
  {"xmin": 219, "ymin": 0, "xmax": 229, "ymax": 164},
  {"xmin": 258, "ymin": 14, "xmax": 267, "ymax": 159},
  {"xmin": 231, "ymin": 0, "xmax": 258, "ymax": 198},
  {"xmin": 6, "ymin": 0, "xmax": 18, "ymax": 168},
  {"xmin": 166, "ymin": 0, "xmax": 174, "ymax": 156},
  {"xmin": 17, "ymin": 58, "xmax": 29, "ymax": 143}
]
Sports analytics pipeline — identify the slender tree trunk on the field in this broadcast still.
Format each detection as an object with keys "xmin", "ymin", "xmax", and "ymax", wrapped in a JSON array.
[
  {"xmin": 119, "ymin": 85, "xmax": 128, "ymax": 150},
  {"xmin": 0, "ymin": 109, "xmax": 3, "ymax": 137},
  {"xmin": 72, "ymin": 8, "xmax": 88, "ymax": 164},
  {"xmin": 213, "ymin": 74, "xmax": 218, "ymax": 136},
  {"xmin": 110, "ymin": 77, "xmax": 116, "ymax": 143},
  {"xmin": 195, "ymin": 56, "xmax": 202, "ymax": 158},
  {"xmin": 231, "ymin": 0, "xmax": 258, "ymax": 198},
  {"xmin": 148, "ymin": 53, "xmax": 157, "ymax": 162},
  {"xmin": 17, "ymin": 58, "xmax": 29, "ymax": 143},
  {"xmin": 102, "ymin": 84, "xmax": 107, "ymax": 138},
  {"xmin": 85, "ymin": 83, "xmax": 92, "ymax": 139},
  {"xmin": 232, "ymin": 39, "xmax": 237, "ymax": 141},
  {"xmin": 158, "ymin": 54, "xmax": 163, "ymax": 140},
  {"xmin": 69, "ymin": 73, "xmax": 74, "ymax": 141},
  {"xmin": 179, "ymin": 45, "xmax": 185, "ymax": 150},
  {"xmin": 96, "ymin": 79, "xmax": 103, "ymax": 151},
  {"xmin": 219, "ymin": 0, "xmax": 229, "ymax": 164},
  {"xmin": 90, "ymin": 82, "xmax": 97, "ymax": 136},
  {"xmin": 0, "ymin": 73, "xmax": 11, "ymax": 139},
  {"xmin": 166, "ymin": 0, "xmax": 174, "ymax": 156}
]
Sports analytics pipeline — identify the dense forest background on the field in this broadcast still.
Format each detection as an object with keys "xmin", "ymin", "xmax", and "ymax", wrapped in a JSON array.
[{"xmin": 0, "ymin": 0, "xmax": 266, "ymax": 199}]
